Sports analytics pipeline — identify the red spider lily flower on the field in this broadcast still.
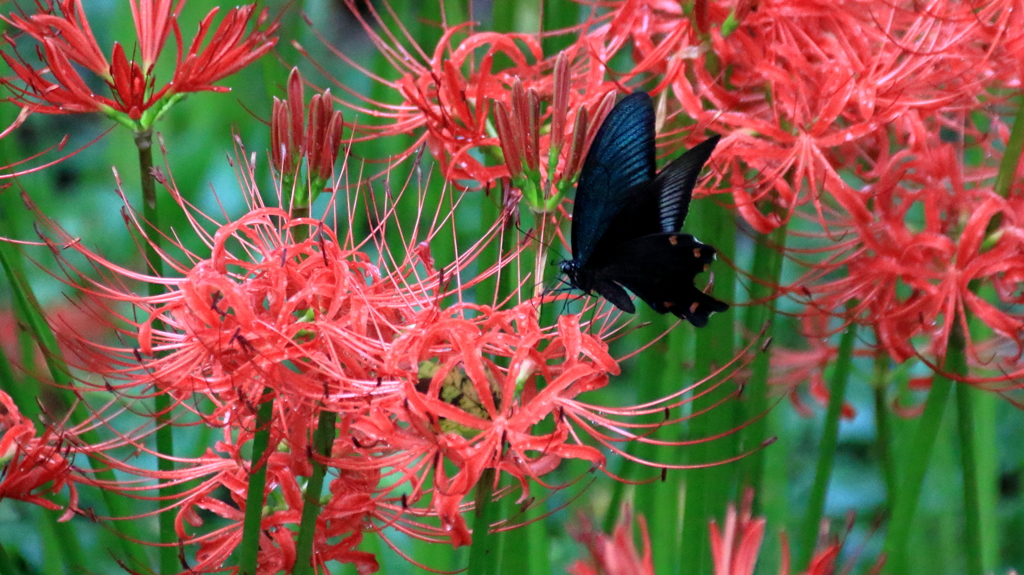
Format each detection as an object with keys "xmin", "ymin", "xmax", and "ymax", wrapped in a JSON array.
[
  {"xmin": 1, "ymin": 0, "xmax": 277, "ymax": 126},
  {"xmin": 359, "ymin": 306, "xmax": 620, "ymax": 545},
  {"xmin": 352, "ymin": 303, "xmax": 762, "ymax": 545},
  {"xmin": 174, "ymin": 424, "xmax": 379, "ymax": 574},
  {"xmin": 299, "ymin": 1, "xmax": 620, "ymax": 193},
  {"xmin": 791, "ymin": 137, "xmax": 1024, "ymax": 367},
  {"xmin": 272, "ymin": 68, "xmax": 344, "ymax": 186},
  {"xmin": 0, "ymin": 390, "xmax": 77, "ymax": 513},
  {"xmin": 567, "ymin": 507, "xmax": 654, "ymax": 575},
  {"xmin": 31, "ymin": 145, "xmax": 493, "ymax": 434},
  {"xmin": 583, "ymin": 0, "xmax": 709, "ymax": 86},
  {"xmin": 704, "ymin": 0, "xmax": 1021, "ymax": 233},
  {"xmin": 21, "ymin": 141, "xmax": 517, "ymax": 561}
]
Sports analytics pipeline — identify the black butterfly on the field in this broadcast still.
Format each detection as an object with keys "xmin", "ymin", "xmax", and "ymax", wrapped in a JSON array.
[{"xmin": 559, "ymin": 91, "xmax": 729, "ymax": 327}]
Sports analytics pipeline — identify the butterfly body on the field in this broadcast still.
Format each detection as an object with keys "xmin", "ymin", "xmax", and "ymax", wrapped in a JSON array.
[{"xmin": 560, "ymin": 92, "xmax": 729, "ymax": 327}]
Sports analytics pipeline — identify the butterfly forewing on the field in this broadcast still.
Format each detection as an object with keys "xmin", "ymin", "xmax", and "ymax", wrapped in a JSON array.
[
  {"xmin": 571, "ymin": 92, "xmax": 656, "ymax": 264},
  {"xmin": 582, "ymin": 135, "xmax": 721, "ymax": 257}
]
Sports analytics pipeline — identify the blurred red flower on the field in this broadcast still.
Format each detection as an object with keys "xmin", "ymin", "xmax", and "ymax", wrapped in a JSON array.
[
  {"xmin": 568, "ymin": 507, "xmax": 654, "ymax": 575},
  {"xmin": 1, "ymin": 0, "xmax": 277, "ymax": 124},
  {"xmin": 0, "ymin": 390, "xmax": 76, "ymax": 513},
  {"xmin": 711, "ymin": 489, "xmax": 882, "ymax": 575}
]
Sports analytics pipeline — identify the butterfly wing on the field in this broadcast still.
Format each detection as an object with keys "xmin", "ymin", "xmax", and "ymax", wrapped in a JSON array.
[
  {"xmin": 588, "ymin": 233, "xmax": 729, "ymax": 327},
  {"xmin": 566, "ymin": 91, "xmax": 727, "ymax": 327},
  {"xmin": 571, "ymin": 92, "xmax": 656, "ymax": 264},
  {"xmin": 653, "ymin": 134, "xmax": 721, "ymax": 233},
  {"xmin": 594, "ymin": 134, "xmax": 722, "ymax": 253}
]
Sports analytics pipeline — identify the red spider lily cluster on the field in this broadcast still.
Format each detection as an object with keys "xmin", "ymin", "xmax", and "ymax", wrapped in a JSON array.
[
  {"xmin": 571, "ymin": 0, "xmax": 1024, "ymax": 391},
  {"xmin": 308, "ymin": 0, "xmax": 1024, "ymax": 402},
  {"xmin": 16, "ymin": 118, "xmax": 746, "ymax": 569},
  {"xmin": 8, "ymin": 0, "xmax": 1024, "ymax": 570},
  {"xmin": 1, "ymin": 0, "xmax": 277, "ymax": 125},
  {"xmin": 628, "ymin": 0, "xmax": 1024, "ymax": 230},
  {"xmin": 301, "ymin": 0, "xmax": 691, "ymax": 203},
  {"xmin": 317, "ymin": 0, "xmax": 1024, "ymax": 361},
  {"xmin": 3, "ymin": 0, "xmax": 755, "ymax": 572},
  {"xmin": 792, "ymin": 137, "xmax": 1024, "ymax": 365}
]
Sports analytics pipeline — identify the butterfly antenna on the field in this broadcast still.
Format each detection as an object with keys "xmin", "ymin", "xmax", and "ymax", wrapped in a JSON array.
[{"xmin": 512, "ymin": 217, "xmax": 564, "ymax": 255}]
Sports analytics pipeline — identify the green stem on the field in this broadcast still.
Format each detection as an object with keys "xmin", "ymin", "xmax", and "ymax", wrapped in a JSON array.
[
  {"xmin": 881, "ymin": 337, "xmax": 957, "ymax": 574},
  {"xmin": 630, "ymin": 314, "xmax": 682, "ymax": 574},
  {"xmin": 679, "ymin": 194, "xmax": 737, "ymax": 575},
  {"xmin": 971, "ymin": 391, "xmax": 999, "ymax": 571},
  {"xmin": 293, "ymin": 409, "xmax": 338, "ymax": 575},
  {"xmin": 531, "ymin": 212, "xmax": 559, "ymax": 300},
  {"xmin": 740, "ymin": 222, "xmax": 788, "ymax": 506},
  {"xmin": 0, "ymin": 195, "xmax": 44, "ymax": 428},
  {"xmin": 44, "ymin": 507, "xmax": 84, "ymax": 575},
  {"xmin": 795, "ymin": 319, "xmax": 856, "ymax": 570},
  {"xmin": 542, "ymin": 0, "xmax": 579, "ymax": 55},
  {"xmin": 134, "ymin": 129, "xmax": 180, "ymax": 575},
  {"xmin": 491, "ymin": 0, "xmax": 533, "ymax": 32},
  {"xmin": 873, "ymin": 352, "xmax": 896, "ymax": 505},
  {"xmin": 498, "ymin": 486, "xmax": 525, "ymax": 575},
  {"xmin": 523, "ymin": 480, "xmax": 552, "ymax": 575},
  {"xmin": 993, "ymin": 93, "xmax": 1024, "ymax": 199},
  {"xmin": 0, "ymin": 332, "xmax": 29, "ymax": 416},
  {"xmin": 954, "ymin": 356, "xmax": 983, "ymax": 575},
  {"xmin": 0, "ymin": 541, "xmax": 21, "ymax": 575},
  {"xmin": 963, "ymin": 90, "xmax": 1021, "ymax": 572},
  {"xmin": 467, "ymin": 468, "xmax": 501, "ymax": 575},
  {"xmin": 603, "ymin": 441, "xmax": 640, "ymax": 533},
  {"xmin": 237, "ymin": 390, "xmax": 276, "ymax": 575}
]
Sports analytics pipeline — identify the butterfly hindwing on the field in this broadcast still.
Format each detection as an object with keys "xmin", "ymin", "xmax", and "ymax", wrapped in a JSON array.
[
  {"xmin": 590, "ymin": 233, "xmax": 729, "ymax": 326},
  {"xmin": 653, "ymin": 134, "xmax": 720, "ymax": 233},
  {"xmin": 590, "ymin": 279, "xmax": 636, "ymax": 314},
  {"xmin": 571, "ymin": 92, "xmax": 656, "ymax": 264}
]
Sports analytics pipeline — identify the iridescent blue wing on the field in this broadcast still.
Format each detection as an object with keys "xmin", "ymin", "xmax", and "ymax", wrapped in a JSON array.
[
  {"xmin": 571, "ymin": 92, "xmax": 656, "ymax": 264},
  {"xmin": 594, "ymin": 134, "xmax": 721, "ymax": 250}
]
